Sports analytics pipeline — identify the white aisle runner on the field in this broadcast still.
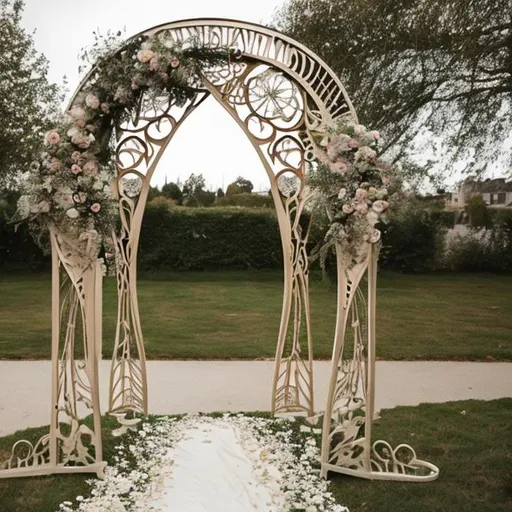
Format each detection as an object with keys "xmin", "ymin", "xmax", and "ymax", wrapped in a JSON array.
[{"xmin": 156, "ymin": 422, "xmax": 278, "ymax": 512}]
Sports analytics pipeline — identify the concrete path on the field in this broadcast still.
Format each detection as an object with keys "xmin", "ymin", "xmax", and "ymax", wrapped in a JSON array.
[{"xmin": 0, "ymin": 360, "xmax": 511, "ymax": 436}]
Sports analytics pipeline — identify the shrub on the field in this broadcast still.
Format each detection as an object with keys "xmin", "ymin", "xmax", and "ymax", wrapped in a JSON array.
[
  {"xmin": 215, "ymin": 193, "xmax": 275, "ymax": 208},
  {"xmin": 138, "ymin": 203, "xmax": 283, "ymax": 270},
  {"xmin": 379, "ymin": 200, "xmax": 448, "ymax": 273},
  {"xmin": 445, "ymin": 226, "xmax": 512, "ymax": 272}
]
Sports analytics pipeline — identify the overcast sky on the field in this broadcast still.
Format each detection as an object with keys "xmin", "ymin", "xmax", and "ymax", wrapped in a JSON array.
[{"xmin": 21, "ymin": 0, "xmax": 289, "ymax": 192}]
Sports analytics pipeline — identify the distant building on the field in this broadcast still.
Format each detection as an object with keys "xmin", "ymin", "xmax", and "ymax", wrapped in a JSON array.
[{"xmin": 449, "ymin": 178, "xmax": 512, "ymax": 208}]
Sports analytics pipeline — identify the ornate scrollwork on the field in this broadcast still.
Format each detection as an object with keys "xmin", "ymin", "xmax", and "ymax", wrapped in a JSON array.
[{"xmin": 321, "ymin": 243, "xmax": 439, "ymax": 481}]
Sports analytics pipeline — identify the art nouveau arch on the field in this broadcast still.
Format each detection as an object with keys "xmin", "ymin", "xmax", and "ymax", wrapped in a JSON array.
[
  {"xmin": 101, "ymin": 19, "xmax": 358, "ymax": 423},
  {"xmin": 1, "ymin": 18, "xmax": 438, "ymax": 483}
]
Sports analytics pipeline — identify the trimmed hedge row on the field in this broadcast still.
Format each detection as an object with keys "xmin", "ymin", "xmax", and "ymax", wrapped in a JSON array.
[
  {"xmin": 1, "ymin": 197, "xmax": 511, "ymax": 273},
  {"xmin": 138, "ymin": 203, "xmax": 283, "ymax": 270}
]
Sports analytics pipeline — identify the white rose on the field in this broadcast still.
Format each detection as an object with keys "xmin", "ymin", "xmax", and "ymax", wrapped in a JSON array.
[
  {"xmin": 354, "ymin": 146, "xmax": 377, "ymax": 162},
  {"xmin": 338, "ymin": 187, "xmax": 346, "ymax": 199},
  {"xmin": 37, "ymin": 200, "xmax": 50, "ymax": 213},
  {"xmin": 342, "ymin": 203, "xmax": 354, "ymax": 214},
  {"xmin": 66, "ymin": 207, "xmax": 80, "ymax": 219},
  {"xmin": 367, "ymin": 210, "xmax": 379, "ymax": 227},
  {"xmin": 354, "ymin": 124, "xmax": 366, "ymax": 136}
]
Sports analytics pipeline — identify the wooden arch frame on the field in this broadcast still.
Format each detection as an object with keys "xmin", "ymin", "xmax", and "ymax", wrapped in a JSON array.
[{"xmin": 0, "ymin": 18, "xmax": 438, "ymax": 484}]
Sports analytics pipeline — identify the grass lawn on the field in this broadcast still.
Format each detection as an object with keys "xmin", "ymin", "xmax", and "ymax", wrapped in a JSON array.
[
  {"xmin": 0, "ymin": 270, "xmax": 510, "ymax": 360},
  {"xmin": 0, "ymin": 399, "xmax": 510, "ymax": 511}
]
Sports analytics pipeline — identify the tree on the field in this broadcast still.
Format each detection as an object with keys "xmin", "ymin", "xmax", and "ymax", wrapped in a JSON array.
[
  {"xmin": 161, "ymin": 182, "xmax": 182, "ymax": 202},
  {"xmin": 226, "ymin": 176, "xmax": 254, "ymax": 195},
  {"xmin": 273, "ymin": 0, "xmax": 512, "ymax": 181},
  {"xmin": 182, "ymin": 173, "xmax": 205, "ymax": 197},
  {"xmin": 0, "ymin": 0, "xmax": 63, "ymax": 189},
  {"xmin": 216, "ymin": 187, "xmax": 225, "ymax": 198}
]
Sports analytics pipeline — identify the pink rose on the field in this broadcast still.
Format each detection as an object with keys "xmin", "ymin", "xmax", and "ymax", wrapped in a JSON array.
[
  {"xmin": 71, "ymin": 151, "xmax": 82, "ymax": 163},
  {"xmin": 71, "ymin": 164, "xmax": 82, "ymax": 174},
  {"xmin": 342, "ymin": 204, "xmax": 354, "ymax": 214},
  {"xmin": 90, "ymin": 203, "xmax": 101, "ymax": 213},
  {"xmin": 49, "ymin": 158, "xmax": 62, "ymax": 172},
  {"xmin": 85, "ymin": 124, "xmax": 96, "ymax": 133},
  {"xmin": 333, "ymin": 161, "xmax": 348, "ymax": 174},
  {"xmin": 348, "ymin": 139, "xmax": 359, "ymax": 149},
  {"xmin": 355, "ymin": 188, "xmax": 368, "ymax": 202},
  {"xmin": 149, "ymin": 57, "xmax": 159, "ymax": 71},
  {"xmin": 75, "ymin": 118, "xmax": 86, "ymax": 128},
  {"xmin": 137, "ymin": 49, "xmax": 155, "ymax": 63},
  {"xmin": 68, "ymin": 105, "xmax": 86, "ymax": 120},
  {"xmin": 381, "ymin": 176, "xmax": 391, "ymax": 185},
  {"xmin": 37, "ymin": 200, "xmax": 50, "ymax": 213},
  {"xmin": 371, "ymin": 130, "xmax": 381, "ymax": 140},
  {"xmin": 101, "ymin": 103, "xmax": 110, "ymax": 113},
  {"xmin": 71, "ymin": 132, "xmax": 91, "ymax": 149},
  {"xmin": 355, "ymin": 202, "xmax": 368, "ymax": 214},
  {"xmin": 83, "ymin": 160, "xmax": 99, "ymax": 176},
  {"xmin": 45, "ymin": 130, "xmax": 60, "ymax": 145},
  {"xmin": 170, "ymin": 57, "xmax": 180, "ymax": 68},
  {"xmin": 85, "ymin": 93, "xmax": 100, "ymax": 109},
  {"xmin": 372, "ymin": 200, "xmax": 389, "ymax": 214}
]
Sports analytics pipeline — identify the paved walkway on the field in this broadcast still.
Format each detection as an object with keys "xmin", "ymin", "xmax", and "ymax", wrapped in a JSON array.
[{"xmin": 0, "ymin": 360, "xmax": 511, "ymax": 436}]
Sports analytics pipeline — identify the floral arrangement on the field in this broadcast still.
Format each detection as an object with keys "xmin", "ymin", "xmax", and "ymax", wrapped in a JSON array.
[
  {"xmin": 17, "ymin": 31, "xmax": 228, "ymax": 254},
  {"xmin": 57, "ymin": 414, "xmax": 348, "ymax": 512},
  {"xmin": 309, "ymin": 115, "xmax": 393, "ymax": 264}
]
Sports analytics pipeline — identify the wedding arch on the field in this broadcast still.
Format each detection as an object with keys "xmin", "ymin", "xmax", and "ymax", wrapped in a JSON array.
[{"xmin": 1, "ymin": 18, "xmax": 438, "ymax": 483}]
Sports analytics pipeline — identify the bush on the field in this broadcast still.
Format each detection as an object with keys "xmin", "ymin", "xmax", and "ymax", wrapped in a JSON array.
[
  {"xmin": 215, "ymin": 193, "xmax": 275, "ymax": 208},
  {"xmin": 138, "ymin": 203, "xmax": 283, "ymax": 270},
  {"xmin": 379, "ymin": 200, "xmax": 448, "ymax": 273},
  {"xmin": 0, "ymin": 193, "xmax": 49, "ymax": 271},
  {"xmin": 445, "ymin": 226, "xmax": 512, "ymax": 272}
]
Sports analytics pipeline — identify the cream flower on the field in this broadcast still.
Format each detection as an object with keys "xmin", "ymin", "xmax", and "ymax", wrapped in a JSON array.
[
  {"xmin": 68, "ymin": 105, "xmax": 86, "ymax": 120},
  {"xmin": 49, "ymin": 158, "xmax": 62, "ymax": 172},
  {"xmin": 342, "ymin": 203, "xmax": 354, "ymax": 214},
  {"xmin": 66, "ymin": 207, "xmax": 80, "ymax": 219},
  {"xmin": 353, "ymin": 124, "xmax": 366, "ymax": 136},
  {"xmin": 354, "ymin": 146, "xmax": 377, "ymax": 161},
  {"xmin": 149, "ymin": 57, "xmax": 160, "ymax": 71},
  {"xmin": 372, "ymin": 200, "xmax": 389, "ymax": 213},
  {"xmin": 85, "ymin": 93, "xmax": 100, "ymax": 109},
  {"xmin": 137, "ymin": 49, "xmax": 156, "ymax": 63},
  {"xmin": 37, "ymin": 200, "xmax": 50, "ymax": 213}
]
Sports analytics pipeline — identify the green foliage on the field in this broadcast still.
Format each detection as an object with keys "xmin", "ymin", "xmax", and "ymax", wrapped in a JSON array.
[
  {"xmin": 215, "ymin": 193, "xmax": 275, "ymax": 208},
  {"xmin": 161, "ymin": 182, "xmax": 182, "ymax": 202},
  {"xmin": 226, "ymin": 176, "xmax": 254, "ymax": 195},
  {"xmin": 138, "ymin": 203, "xmax": 282, "ymax": 270},
  {"xmin": 379, "ymin": 200, "xmax": 448, "ymax": 272},
  {"xmin": 0, "ymin": 192, "xmax": 48, "ymax": 269},
  {"xmin": 0, "ymin": 0, "xmax": 63, "ymax": 189},
  {"xmin": 465, "ymin": 195, "xmax": 491, "ymax": 228},
  {"xmin": 445, "ymin": 225, "xmax": 512, "ymax": 273}
]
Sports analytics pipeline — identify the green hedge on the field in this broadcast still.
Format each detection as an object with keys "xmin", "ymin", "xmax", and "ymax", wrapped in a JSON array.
[{"xmin": 138, "ymin": 202, "xmax": 283, "ymax": 270}]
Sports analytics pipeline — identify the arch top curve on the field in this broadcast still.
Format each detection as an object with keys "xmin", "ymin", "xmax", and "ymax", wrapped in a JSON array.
[{"xmin": 72, "ymin": 17, "xmax": 357, "ymax": 126}]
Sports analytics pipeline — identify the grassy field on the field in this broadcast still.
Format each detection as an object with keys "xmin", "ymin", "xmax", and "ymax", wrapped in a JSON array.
[
  {"xmin": 0, "ymin": 399, "xmax": 510, "ymax": 511},
  {"xmin": 0, "ymin": 270, "xmax": 510, "ymax": 360}
]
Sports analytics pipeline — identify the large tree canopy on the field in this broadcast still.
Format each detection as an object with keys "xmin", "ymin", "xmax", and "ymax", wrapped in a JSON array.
[
  {"xmin": 0, "ymin": 0, "xmax": 62, "ymax": 189},
  {"xmin": 274, "ymin": 0, "xmax": 511, "ymax": 182}
]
